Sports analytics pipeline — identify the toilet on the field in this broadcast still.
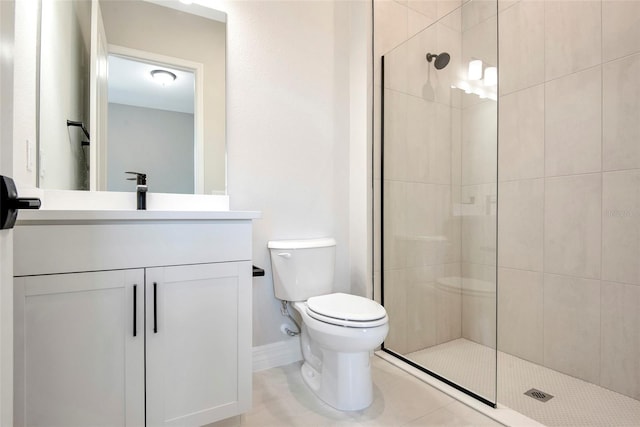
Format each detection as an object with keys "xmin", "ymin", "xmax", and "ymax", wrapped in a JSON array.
[{"xmin": 268, "ymin": 237, "xmax": 389, "ymax": 411}]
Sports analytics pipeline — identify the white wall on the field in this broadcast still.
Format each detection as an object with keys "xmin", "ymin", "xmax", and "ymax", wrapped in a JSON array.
[
  {"xmin": 11, "ymin": 0, "xmax": 37, "ymax": 188},
  {"xmin": 39, "ymin": 0, "xmax": 90, "ymax": 191},
  {"xmin": 107, "ymin": 103, "xmax": 194, "ymax": 194},
  {"xmin": 222, "ymin": 0, "xmax": 369, "ymax": 346}
]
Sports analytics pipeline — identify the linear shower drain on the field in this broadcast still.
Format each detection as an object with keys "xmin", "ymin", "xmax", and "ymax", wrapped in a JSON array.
[{"xmin": 524, "ymin": 388, "xmax": 554, "ymax": 402}]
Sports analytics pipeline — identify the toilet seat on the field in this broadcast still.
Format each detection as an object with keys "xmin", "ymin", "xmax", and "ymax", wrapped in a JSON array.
[{"xmin": 305, "ymin": 293, "xmax": 388, "ymax": 328}]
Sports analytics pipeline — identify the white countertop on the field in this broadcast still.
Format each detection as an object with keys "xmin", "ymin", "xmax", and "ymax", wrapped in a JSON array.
[{"xmin": 16, "ymin": 209, "xmax": 261, "ymax": 224}]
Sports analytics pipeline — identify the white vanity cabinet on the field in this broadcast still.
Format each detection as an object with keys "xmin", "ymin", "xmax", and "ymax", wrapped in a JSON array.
[
  {"xmin": 13, "ymin": 210, "xmax": 259, "ymax": 427},
  {"xmin": 14, "ymin": 269, "xmax": 146, "ymax": 427},
  {"xmin": 145, "ymin": 262, "xmax": 251, "ymax": 426}
]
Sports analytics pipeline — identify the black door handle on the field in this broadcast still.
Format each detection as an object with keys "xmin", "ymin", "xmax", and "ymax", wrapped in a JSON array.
[{"xmin": 0, "ymin": 176, "xmax": 41, "ymax": 230}]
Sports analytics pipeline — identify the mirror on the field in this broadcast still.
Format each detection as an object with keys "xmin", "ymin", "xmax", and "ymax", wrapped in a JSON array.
[{"xmin": 37, "ymin": 0, "xmax": 227, "ymax": 195}]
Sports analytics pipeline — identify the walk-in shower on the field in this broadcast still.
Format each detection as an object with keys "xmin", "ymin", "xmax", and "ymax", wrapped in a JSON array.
[{"xmin": 379, "ymin": 1, "xmax": 640, "ymax": 425}]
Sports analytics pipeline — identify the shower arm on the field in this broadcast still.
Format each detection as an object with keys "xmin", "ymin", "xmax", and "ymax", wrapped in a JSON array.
[{"xmin": 66, "ymin": 120, "xmax": 91, "ymax": 141}]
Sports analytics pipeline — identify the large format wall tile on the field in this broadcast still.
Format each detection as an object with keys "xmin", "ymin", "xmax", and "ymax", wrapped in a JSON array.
[
  {"xmin": 602, "ymin": 170, "xmax": 640, "ymax": 286},
  {"xmin": 406, "ymin": 266, "xmax": 438, "ymax": 352},
  {"xmin": 498, "ymin": 268, "xmax": 544, "ymax": 364},
  {"xmin": 394, "ymin": 183, "xmax": 458, "ymax": 268},
  {"xmin": 601, "ymin": 281, "xmax": 640, "ymax": 400},
  {"xmin": 462, "ymin": 263, "xmax": 496, "ymax": 347},
  {"xmin": 498, "ymin": 0, "xmax": 544, "ymax": 95},
  {"xmin": 430, "ymin": 104, "xmax": 453, "ymax": 184},
  {"xmin": 438, "ymin": 0, "xmax": 463, "ymax": 19},
  {"xmin": 407, "ymin": 24, "xmax": 437, "ymax": 100},
  {"xmin": 462, "ymin": 15, "xmax": 498, "ymax": 100},
  {"xmin": 462, "ymin": 13, "xmax": 496, "ymax": 66},
  {"xmin": 404, "ymin": 92, "xmax": 454, "ymax": 185},
  {"xmin": 544, "ymin": 174, "xmax": 601, "ymax": 279},
  {"xmin": 462, "ymin": 0, "xmax": 497, "ymax": 33},
  {"xmin": 602, "ymin": 0, "xmax": 640, "ymax": 63},
  {"xmin": 383, "ymin": 180, "xmax": 408, "ymax": 270},
  {"xmin": 451, "ymin": 107, "xmax": 462, "ymax": 188},
  {"xmin": 406, "ymin": 95, "xmax": 434, "ymax": 184},
  {"xmin": 383, "ymin": 89, "xmax": 408, "ymax": 181},
  {"xmin": 431, "ymin": 184, "xmax": 460, "ymax": 265},
  {"xmin": 405, "ymin": 182, "xmax": 431, "ymax": 267},
  {"xmin": 461, "ymin": 183, "xmax": 497, "ymax": 266},
  {"xmin": 462, "ymin": 101, "xmax": 497, "ymax": 185},
  {"xmin": 545, "ymin": 66, "xmax": 602, "ymax": 177},
  {"xmin": 375, "ymin": 0, "xmax": 409, "ymax": 56},
  {"xmin": 435, "ymin": 264, "xmax": 462, "ymax": 344},
  {"xmin": 436, "ymin": 19, "xmax": 464, "ymax": 106},
  {"xmin": 384, "ymin": 268, "xmax": 409, "ymax": 354},
  {"xmin": 603, "ymin": 53, "xmax": 640, "ymax": 171},
  {"xmin": 385, "ymin": 43, "xmax": 409, "ymax": 94},
  {"xmin": 498, "ymin": 179, "xmax": 544, "ymax": 271},
  {"xmin": 498, "ymin": 84, "xmax": 544, "ymax": 181},
  {"xmin": 408, "ymin": 0, "xmax": 438, "ymax": 22},
  {"xmin": 544, "ymin": 0, "xmax": 601, "ymax": 81},
  {"xmin": 407, "ymin": 17, "xmax": 462, "ymax": 106},
  {"xmin": 409, "ymin": 8, "xmax": 437, "ymax": 39},
  {"xmin": 543, "ymin": 273, "xmax": 601, "ymax": 384}
]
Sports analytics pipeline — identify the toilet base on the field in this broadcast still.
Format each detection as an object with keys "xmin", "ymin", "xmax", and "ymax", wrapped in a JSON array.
[{"xmin": 300, "ymin": 350, "xmax": 373, "ymax": 411}]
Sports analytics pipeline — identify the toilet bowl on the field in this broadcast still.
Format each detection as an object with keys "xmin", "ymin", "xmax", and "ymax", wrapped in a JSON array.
[{"xmin": 268, "ymin": 238, "xmax": 389, "ymax": 411}]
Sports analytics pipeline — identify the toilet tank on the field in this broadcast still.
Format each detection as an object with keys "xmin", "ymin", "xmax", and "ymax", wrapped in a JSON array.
[{"xmin": 268, "ymin": 238, "xmax": 336, "ymax": 302}]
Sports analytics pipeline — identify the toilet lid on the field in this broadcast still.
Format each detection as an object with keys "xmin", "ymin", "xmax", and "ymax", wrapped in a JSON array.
[{"xmin": 306, "ymin": 293, "xmax": 387, "ymax": 327}]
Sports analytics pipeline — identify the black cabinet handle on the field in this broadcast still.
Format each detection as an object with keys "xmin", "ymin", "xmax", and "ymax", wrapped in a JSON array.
[
  {"xmin": 153, "ymin": 282, "xmax": 158, "ymax": 333},
  {"xmin": 133, "ymin": 285, "xmax": 137, "ymax": 337}
]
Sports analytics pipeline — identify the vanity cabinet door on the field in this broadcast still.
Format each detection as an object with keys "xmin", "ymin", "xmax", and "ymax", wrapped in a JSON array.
[
  {"xmin": 14, "ymin": 269, "xmax": 145, "ymax": 427},
  {"xmin": 145, "ymin": 261, "xmax": 252, "ymax": 427}
]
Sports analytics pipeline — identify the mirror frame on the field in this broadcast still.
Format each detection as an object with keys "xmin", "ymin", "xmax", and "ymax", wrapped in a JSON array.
[{"xmin": 35, "ymin": 0, "xmax": 228, "ymax": 196}]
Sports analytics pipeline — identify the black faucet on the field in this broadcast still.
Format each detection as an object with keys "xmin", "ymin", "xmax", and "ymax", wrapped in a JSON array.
[{"xmin": 126, "ymin": 172, "xmax": 148, "ymax": 210}]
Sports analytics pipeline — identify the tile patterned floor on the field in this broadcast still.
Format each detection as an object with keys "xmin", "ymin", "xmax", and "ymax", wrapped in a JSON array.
[
  {"xmin": 407, "ymin": 338, "xmax": 640, "ymax": 426},
  {"xmin": 208, "ymin": 356, "xmax": 502, "ymax": 427}
]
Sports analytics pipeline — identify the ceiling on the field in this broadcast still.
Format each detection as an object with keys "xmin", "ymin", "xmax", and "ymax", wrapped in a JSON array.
[{"xmin": 107, "ymin": 55, "xmax": 195, "ymax": 114}]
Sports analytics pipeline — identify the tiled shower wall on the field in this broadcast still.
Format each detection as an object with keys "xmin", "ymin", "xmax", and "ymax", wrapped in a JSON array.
[
  {"xmin": 459, "ymin": 2, "xmax": 497, "ymax": 349},
  {"xmin": 497, "ymin": 0, "xmax": 640, "ymax": 400},
  {"xmin": 376, "ymin": 0, "xmax": 640, "ymax": 403},
  {"xmin": 377, "ymin": 0, "xmax": 499, "ymax": 356},
  {"xmin": 377, "ymin": 1, "xmax": 465, "ymax": 355}
]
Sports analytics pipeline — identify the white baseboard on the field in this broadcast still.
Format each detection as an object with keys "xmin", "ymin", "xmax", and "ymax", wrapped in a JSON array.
[{"xmin": 253, "ymin": 338, "xmax": 302, "ymax": 372}]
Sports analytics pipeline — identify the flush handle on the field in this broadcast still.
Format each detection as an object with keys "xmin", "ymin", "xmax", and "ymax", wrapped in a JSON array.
[{"xmin": 277, "ymin": 252, "xmax": 292, "ymax": 259}]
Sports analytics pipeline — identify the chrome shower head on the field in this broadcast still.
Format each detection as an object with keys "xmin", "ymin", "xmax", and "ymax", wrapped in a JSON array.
[{"xmin": 426, "ymin": 52, "xmax": 450, "ymax": 70}]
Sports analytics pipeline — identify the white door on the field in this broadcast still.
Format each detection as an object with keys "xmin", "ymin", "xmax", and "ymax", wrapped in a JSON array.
[
  {"xmin": 146, "ymin": 262, "xmax": 252, "ymax": 427},
  {"xmin": 14, "ymin": 270, "xmax": 145, "ymax": 427},
  {"xmin": 0, "ymin": 1, "xmax": 16, "ymax": 424}
]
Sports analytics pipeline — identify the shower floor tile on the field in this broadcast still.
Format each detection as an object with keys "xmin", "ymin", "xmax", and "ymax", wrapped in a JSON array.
[{"xmin": 406, "ymin": 338, "xmax": 640, "ymax": 426}]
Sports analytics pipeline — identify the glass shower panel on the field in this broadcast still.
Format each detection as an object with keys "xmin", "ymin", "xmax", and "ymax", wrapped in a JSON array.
[{"xmin": 381, "ymin": 0, "xmax": 498, "ymax": 405}]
